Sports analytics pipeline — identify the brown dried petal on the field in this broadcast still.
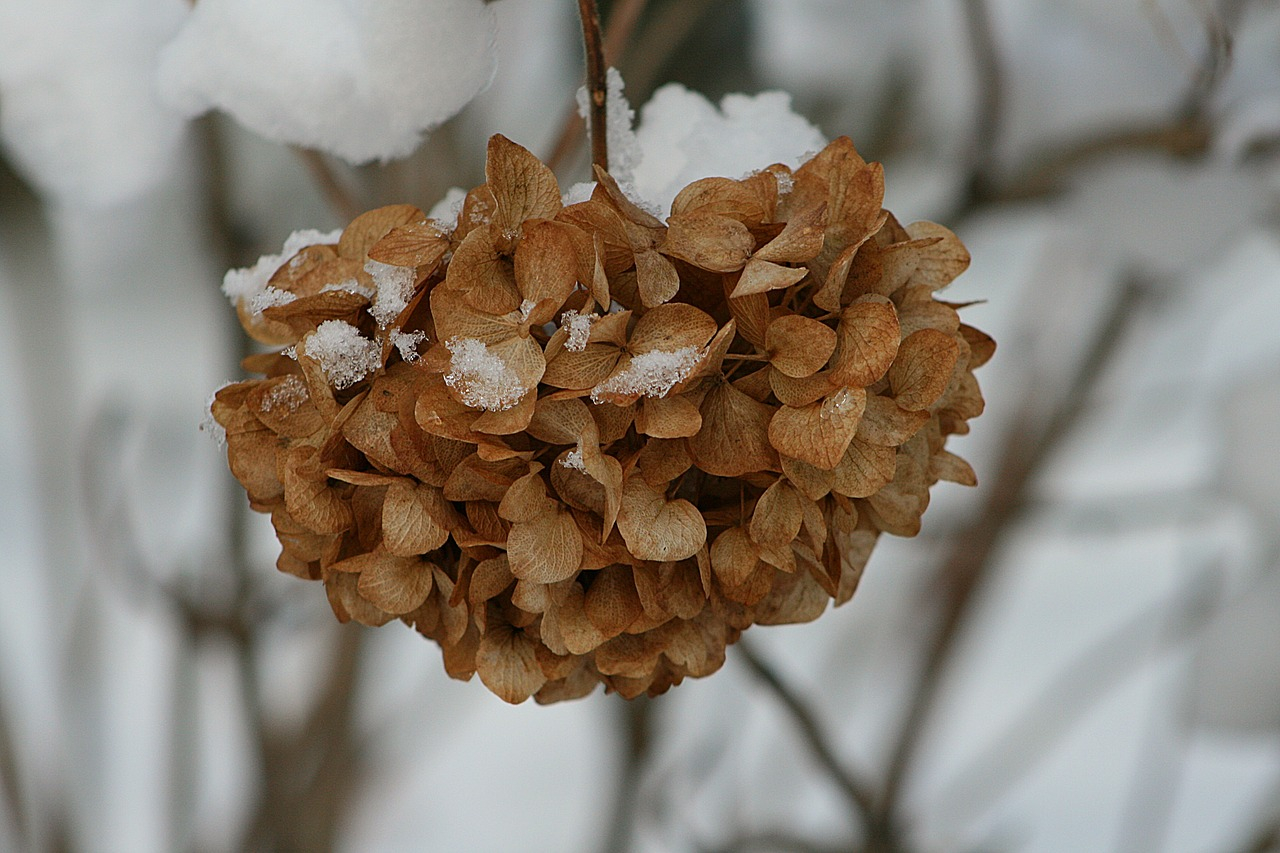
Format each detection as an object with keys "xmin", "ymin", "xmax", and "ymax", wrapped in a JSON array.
[
  {"xmin": 382, "ymin": 480, "xmax": 450, "ymax": 556},
  {"xmin": 487, "ymin": 134, "xmax": 562, "ymax": 240},
  {"xmin": 768, "ymin": 388, "xmax": 865, "ymax": 471},
  {"xmin": 688, "ymin": 381, "xmax": 778, "ymax": 477},
  {"xmin": 584, "ymin": 565, "xmax": 644, "ymax": 638},
  {"xmin": 831, "ymin": 438, "xmax": 897, "ymax": 498},
  {"xmin": 831, "ymin": 295, "xmax": 900, "ymax": 387},
  {"xmin": 368, "ymin": 221, "xmax": 450, "ymax": 270},
  {"xmin": 476, "ymin": 622, "xmax": 546, "ymax": 704},
  {"xmin": 357, "ymin": 554, "xmax": 434, "ymax": 614},
  {"xmin": 661, "ymin": 213, "xmax": 754, "ymax": 272},
  {"xmin": 729, "ymin": 257, "xmax": 809, "ymax": 299},
  {"xmin": 766, "ymin": 315, "xmax": 837, "ymax": 378},
  {"xmin": 507, "ymin": 506, "xmax": 583, "ymax": 583},
  {"xmin": 617, "ymin": 476, "xmax": 706, "ymax": 562},
  {"xmin": 889, "ymin": 329, "xmax": 960, "ymax": 411},
  {"xmin": 339, "ymin": 204, "xmax": 423, "ymax": 260}
]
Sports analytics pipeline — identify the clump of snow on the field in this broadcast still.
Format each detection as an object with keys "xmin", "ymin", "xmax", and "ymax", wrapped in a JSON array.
[
  {"xmin": 365, "ymin": 259, "xmax": 417, "ymax": 326},
  {"xmin": 260, "ymin": 375, "xmax": 310, "ymax": 413},
  {"xmin": 0, "ymin": 0, "xmax": 188, "ymax": 208},
  {"xmin": 591, "ymin": 346, "xmax": 701, "ymax": 403},
  {"xmin": 444, "ymin": 338, "xmax": 525, "ymax": 411},
  {"xmin": 562, "ymin": 181, "xmax": 596, "ymax": 206},
  {"xmin": 630, "ymin": 85, "xmax": 826, "ymax": 216},
  {"xmin": 155, "ymin": 0, "xmax": 498, "ymax": 164},
  {"xmin": 560, "ymin": 444, "xmax": 588, "ymax": 473},
  {"xmin": 200, "ymin": 380, "xmax": 236, "ymax": 448},
  {"xmin": 221, "ymin": 228, "xmax": 341, "ymax": 306},
  {"xmin": 390, "ymin": 329, "xmax": 427, "ymax": 362},
  {"xmin": 303, "ymin": 320, "xmax": 381, "ymax": 390},
  {"xmin": 773, "ymin": 170, "xmax": 795, "ymax": 196},
  {"xmin": 427, "ymin": 187, "xmax": 467, "ymax": 229},
  {"xmin": 518, "ymin": 299, "xmax": 537, "ymax": 322},
  {"xmin": 560, "ymin": 310, "xmax": 597, "ymax": 352},
  {"xmin": 248, "ymin": 286, "xmax": 297, "ymax": 316}
]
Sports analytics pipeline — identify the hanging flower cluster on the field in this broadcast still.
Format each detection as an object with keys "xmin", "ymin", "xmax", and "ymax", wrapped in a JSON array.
[{"xmin": 211, "ymin": 134, "xmax": 993, "ymax": 704}]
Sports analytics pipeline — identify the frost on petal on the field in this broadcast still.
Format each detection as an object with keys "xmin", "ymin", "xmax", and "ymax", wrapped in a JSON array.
[
  {"xmin": 302, "ymin": 320, "xmax": 381, "ymax": 389},
  {"xmin": 560, "ymin": 445, "xmax": 588, "ymax": 473},
  {"xmin": 156, "ymin": 0, "xmax": 498, "ymax": 163},
  {"xmin": 445, "ymin": 337, "xmax": 527, "ymax": 411},
  {"xmin": 560, "ymin": 310, "xmax": 597, "ymax": 352},
  {"xmin": 221, "ymin": 228, "xmax": 342, "ymax": 305},
  {"xmin": 518, "ymin": 299, "xmax": 537, "ymax": 321},
  {"xmin": 365, "ymin": 259, "xmax": 418, "ymax": 326},
  {"xmin": 260, "ymin": 374, "xmax": 310, "ymax": 413},
  {"xmin": 630, "ymin": 84, "xmax": 826, "ymax": 215},
  {"xmin": 248, "ymin": 286, "xmax": 297, "ymax": 316},
  {"xmin": 200, "ymin": 380, "xmax": 235, "ymax": 448},
  {"xmin": 591, "ymin": 346, "xmax": 701, "ymax": 404},
  {"xmin": 390, "ymin": 329, "xmax": 427, "ymax": 362},
  {"xmin": 321, "ymin": 278, "xmax": 375, "ymax": 299}
]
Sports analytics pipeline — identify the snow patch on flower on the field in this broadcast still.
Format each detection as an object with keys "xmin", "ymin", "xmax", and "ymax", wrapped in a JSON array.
[
  {"xmin": 200, "ymin": 380, "xmax": 236, "ymax": 448},
  {"xmin": 249, "ymin": 286, "xmax": 297, "ymax": 316},
  {"xmin": 518, "ymin": 299, "xmax": 537, "ymax": 321},
  {"xmin": 560, "ymin": 310, "xmax": 597, "ymax": 352},
  {"xmin": 591, "ymin": 346, "xmax": 701, "ymax": 403},
  {"xmin": 365, "ymin": 259, "xmax": 417, "ymax": 326},
  {"xmin": 427, "ymin": 186, "xmax": 467, "ymax": 229},
  {"xmin": 630, "ymin": 85, "xmax": 826, "ymax": 216},
  {"xmin": 260, "ymin": 374, "xmax": 310, "ymax": 413},
  {"xmin": 560, "ymin": 444, "xmax": 588, "ymax": 473},
  {"xmin": 222, "ymin": 228, "xmax": 341, "ymax": 305},
  {"xmin": 562, "ymin": 181, "xmax": 596, "ymax": 206},
  {"xmin": 303, "ymin": 320, "xmax": 381, "ymax": 389},
  {"xmin": 390, "ymin": 329, "xmax": 427, "ymax": 362},
  {"xmin": 445, "ymin": 338, "xmax": 526, "ymax": 411}
]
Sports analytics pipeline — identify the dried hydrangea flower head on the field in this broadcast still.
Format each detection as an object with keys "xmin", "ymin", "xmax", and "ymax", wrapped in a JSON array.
[{"xmin": 211, "ymin": 134, "xmax": 993, "ymax": 704}]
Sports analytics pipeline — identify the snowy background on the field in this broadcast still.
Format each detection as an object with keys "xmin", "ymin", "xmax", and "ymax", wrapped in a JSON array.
[{"xmin": 1, "ymin": 1, "xmax": 1279, "ymax": 851}]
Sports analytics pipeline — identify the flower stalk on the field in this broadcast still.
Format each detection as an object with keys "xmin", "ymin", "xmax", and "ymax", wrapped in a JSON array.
[{"xmin": 577, "ymin": 0, "xmax": 609, "ymax": 171}]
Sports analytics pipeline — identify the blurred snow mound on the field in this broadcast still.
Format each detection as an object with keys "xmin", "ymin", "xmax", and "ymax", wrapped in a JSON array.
[
  {"xmin": 0, "ymin": 0, "xmax": 188, "ymax": 208},
  {"xmin": 156, "ymin": 0, "xmax": 497, "ymax": 163},
  {"xmin": 630, "ymin": 84, "xmax": 827, "ymax": 216}
]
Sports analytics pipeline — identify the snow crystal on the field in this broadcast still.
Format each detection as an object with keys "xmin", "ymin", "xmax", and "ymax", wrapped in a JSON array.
[
  {"xmin": 303, "ymin": 320, "xmax": 381, "ymax": 390},
  {"xmin": 365, "ymin": 259, "xmax": 418, "ymax": 326},
  {"xmin": 200, "ymin": 380, "xmax": 236, "ymax": 448},
  {"xmin": 560, "ymin": 310, "xmax": 597, "ymax": 352},
  {"xmin": 821, "ymin": 387, "xmax": 860, "ymax": 420},
  {"xmin": 444, "ymin": 338, "xmax": 526, "ymax": 411},
  {"xmin": 562, "ymin": 181, "xmax": 597, "ymax": 206},
  {"xmin": 427, "ymin": 186, "xmax": 467, "ymax": 229},
  {"xmin": 577, "ymin": 67, "xmax": 641, "ymax": 185},
  {"xmin": 630, "ymin": 85, "xmax": 826, "ymax": 215},
  {"xmin": 518, "ymin": 299, "xmax": 537, "ymax": 321},
  {"xmin": 248, "ymin": 286, "xmax": 297, "ymax": 316},
  {"xmin": 156, "ymin": 0, "xmax": 498, "ymax": 164},
  {"xmin": 591, "ymin": 346, "xmax": 701, "ymax": 403},
  {"xmin": 260, "ymin": 374, "xmax": 309, "ymax": 413},
  {"xmin": 321, "ymin": 278, "xmax": 375, "ymax": 299},
  {"xmin": 390, "ymin": 329, "xmax": 427, "ymax": 362},
  {"xmin": 0, "ymin": 0, "xmax": 187, "ymax": 208},
  {"xmin": 221, "ymin": 228, "xmax": 341, "ymax": 305},
  {"xmin": 560, "ymin": 445, "xmax": 588, "ymax": 473},
  {"xmin": 773, "ymin": 170, "xmax": 795, "ymax": 195}
]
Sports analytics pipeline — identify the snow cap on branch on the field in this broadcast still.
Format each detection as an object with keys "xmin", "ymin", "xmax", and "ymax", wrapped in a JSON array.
[{"xmin": 156, "ymin": 0, "xmax": 498, "ymax": 163}]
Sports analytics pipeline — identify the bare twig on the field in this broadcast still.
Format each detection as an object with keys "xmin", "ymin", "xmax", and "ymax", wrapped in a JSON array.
[
  {"xmin": 698, "ymin": 829, "xmax": 853, "ymax": 853},
  {"xmin": 600, "ymin": 696, "xmax": 655, "ymax": 853},
  {"xmin": 875, "ymin": 276, "xmax": 1149, "ymax": 831},
  {"xmin": 294, "ymin": 147, "xmax": 364, "ymax": 223},
  {"xmin": 959, "ymin": 0, "xmax": 1004, "ymax": 204},
  {"xmin": 578, "ymin": 0, "xmax": 610, "ymax": 171},
  {"xmin": 736, "ymin": 639, "xmax": 887, "ymax": 844}
]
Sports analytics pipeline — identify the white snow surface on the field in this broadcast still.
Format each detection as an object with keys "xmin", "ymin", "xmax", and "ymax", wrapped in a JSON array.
[
  {"xmin": 444, "ymin": 337, "xmax": 526, "ymax": 411},
  {"xmin": 591, "ymin": 346, "xmax": 700, "ymax": 403},
  {"xmin": 365, "ymin": 259, "xmax": 417, "ymax": 326},
  {"xmin": 630, "ymin": 84, "xmax": 827, "ymax": 216},
  {"xmin": 0, "ymin": 0, "xmax": 188, "ymax": 207},
  {"xmin": 156, "ymin": 0, "xmax": 497, "ymax": 163},
  {"xmin": 221, "ymin": 228, "xmax": 342, "ymax": 305},
  {"xmin": 303, "ymin": 320, "xmax": 381, "ymax": 389}
]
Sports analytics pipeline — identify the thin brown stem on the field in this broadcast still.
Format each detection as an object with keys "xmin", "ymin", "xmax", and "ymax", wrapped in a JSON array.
[
  {"xmin": 736, "ymin": 639, "xmax": 889, "ymax": 845},
  {"xmin": 295, "ymin": 147, "xmax": 364, "ymax": 222},
  {"xmin": 600, "ymin": 696, "xmax": 655, "ymax": 853},
  {"xmin": 578, "ymin": 0, "xmax": 609, "ymax": 172}
]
